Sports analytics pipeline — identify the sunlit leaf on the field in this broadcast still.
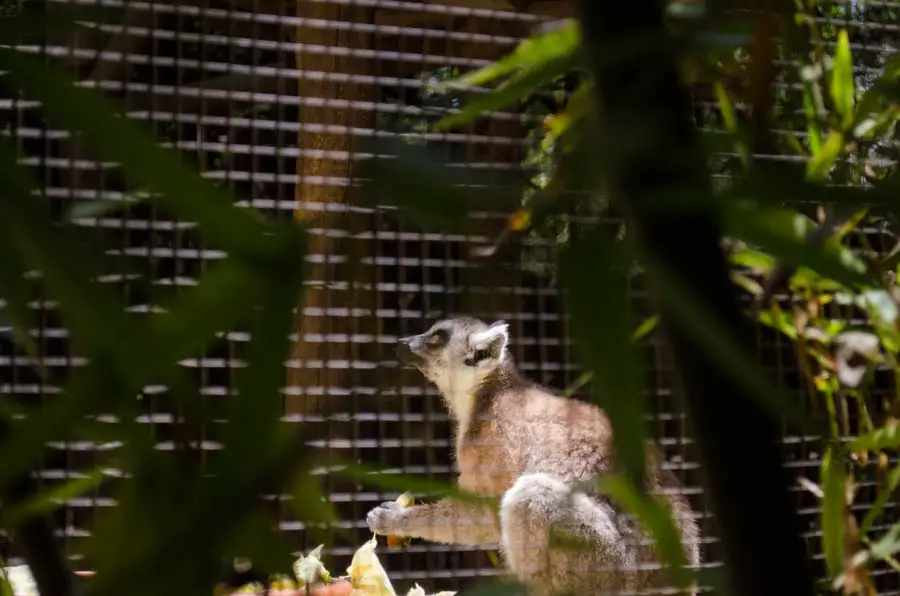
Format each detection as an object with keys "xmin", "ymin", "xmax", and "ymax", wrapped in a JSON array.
[
  {"xmin": 802, "ymin": 81, "xmax": 822, "ymax": 155},
  {"xmin": 806, "ymin": 130, "xmax": 844, "ymax": 181},
  {"xmin": 849, "ymin": 421, "xmax": 900, "ymax": 452},
  {"xmin": 867, "ymin": 521, "xmax": 900, "ymax": 562},
  {"xmin": 559, "ymin": 228, "xmax": 647, "ymax": 489},
  {"xmin": 714, "ymin": 82, "xmax": 749, "ymax": 169},
  {"xmin": 830, "ymin": 29, "xmax": 855, "ymax": 129},
  {"xmin": 434, "ymin": 50, "xmax": 581, "ymax": 131},
  {"xmin": 723, "ymin": 204, "xmax": 871, "ymax": 289},
  {"xmin": 437, "ymin": 20, "xmax": 580, "ymax": 90}
]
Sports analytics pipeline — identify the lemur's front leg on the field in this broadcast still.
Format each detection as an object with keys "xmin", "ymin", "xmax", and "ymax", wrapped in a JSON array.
[{"xmin": 366, "ymin": 497, "xmax": 501, "ymax": 546}]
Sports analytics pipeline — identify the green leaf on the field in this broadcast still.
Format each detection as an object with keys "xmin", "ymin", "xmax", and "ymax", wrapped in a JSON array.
[
  {"xmin": 563, "ymin": 315, "xmax": 659, "ymax": 397},
  {"xmin": 598, "ymin": 474, "xmax": 694, "ymax": 590},
  {"xmin": 723, "ymin": 204, "xmax": 871, "ymax": 289},
  {"xmin": 848, "ymin": 422, "xmax": 900, "ymax": 452},
  {"xmin": 0, "ymin": 3, "xmax": 121, "ymax": 43},
  {"xmin": 0, "ymin": 468, "xmax": 107, "ymax": 528},
  {"xmin": 641, "ymin": 256, "xmax": 819, "ymax": 433},
  {"xmin": 0, "ymin": 47, "xmax": 284, "ymax": 262},
  {"xmin": 802, "ymin": 81, "xmax": 822, "ymax": 155},
  {"xmin": 714, "ymin": 83, "xmax": 749, "ymax": 169},
  {"xmin": 868, "ymin": 521, "xmax": 900, "ymax": 562},
  {"xmin": 821, "ymin": 446, "xmax": 847, "ymax": 580},
  {"xmin": 66, "ymin": 189, "xmax": 152, "ymax": 221},
  {"xmin": 359, "ymin": 137, "xmax": 517, "ymax": 231},
  {"xmin": 830, "ymin": 29, "xmax": 855, "ymax": 129},
  {"xmin": 434, "ymin": 50, "xmax": 581, "ymax": 131},
  {"xmin": 632, "ymin": 315, "xmax": 660, "ymax": 341},
  {"xmin": 806, "ymin": 130, "xmax": 844, "ymax": 181},
  {"xmin": 860, "ymin": 460, "xmax": 900, "ymax": 536},
  {"xmin": 558, "ymin": 227, "xmax": 647, "ymax": 489},
  {"xmin": 438, "ymin": 20, "xmax": 580, "ymax": 90},
  {"xmin": 215, "ymin": 229, "xmax": 307, "ymax": 480}
]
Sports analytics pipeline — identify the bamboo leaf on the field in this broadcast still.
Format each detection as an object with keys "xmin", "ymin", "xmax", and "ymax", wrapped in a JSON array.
[
  {"xmin": 860, "ymin": 461, "xmax": 900, "ymax": 536},
  {"xmin": 714, "ymin": 82, "xmax": 749, "ymax": 169},
  {"xmin": 558, "ymin": 227, "xmax": 647, "ymax": 489},
  {"xmin": 598, "ymin": 474, "xmax": 694, "ymax": 590},
  {"xmin": 438, "ymin": 20, "xmax": 580, "ymax": 90},
  {"xmin": 434, "ymin": 50, "xmax": 581, "ymax": 131},
  {"xmin": 563, "ymin": 315, "xmax": 659, "ymax": 397},
  {"xmin": 821, "ymin": 446, "xmax": 847, "ymax": 579},
  {"xmin": 723, "ymin": 204, "xmax": 871, "ymax": 289},
  {"xmin": 806, "ymin": 130, "xmax": 844, "ymax": 181},
  {"xmin": 0, "ymin": 47, "xmax": 285, "ymax": 261},
  {"xmin": 0, "ymin": 468, "xmax": 107, "ymax": 528},
  {"xmin": 830, "ymin": 29, "xmax": 855, "ymax": 129},
  {"xmin": 848, "ymin": 422, "xmax": 900, "ymax": 452}
]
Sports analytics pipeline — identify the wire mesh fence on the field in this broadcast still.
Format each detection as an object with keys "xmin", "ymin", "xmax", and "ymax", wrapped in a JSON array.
[{"xmin": 0, "ymin": 0, "xmax": 898, "ymax": 594}]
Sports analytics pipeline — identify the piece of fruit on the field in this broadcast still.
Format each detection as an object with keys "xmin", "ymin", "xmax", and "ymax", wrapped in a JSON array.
[{"xmin": 386, "ymin": 492, "xmax": 414, "ymax": 548}]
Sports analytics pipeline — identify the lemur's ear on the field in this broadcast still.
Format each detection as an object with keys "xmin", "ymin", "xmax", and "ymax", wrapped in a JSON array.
[{"xmin": 469, "ymin": 321, "xmax": 509, "ymax": 363}]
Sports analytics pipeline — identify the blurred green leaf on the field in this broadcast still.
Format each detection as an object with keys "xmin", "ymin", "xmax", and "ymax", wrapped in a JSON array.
[
  {"xmin": 360, "ymin": 137, "xmax": 519, "ymax": 231},
  {"xmin": 66, "ymin": 189, "xmax": 152, "ymax": 221},
  {"xmin": 821, "ymin": 446, "xmax": 847, "ymax": 579},
  {"xmin": 830, "ymin": 30, "xmax": 855, "ymax": 129},
  {"xmin": 860, "ymin": 461, "xmax": 900, "ymax": 536},
  {"xmin": 641, "ymin": 255, "xmax": 818, "ymax": 433},
  {"xmin": 802, "ymin": 80, "xmax": 823, "ymax": 155},
  {"xmin": 848, "ymin": 423, "xmax": 900, "ymax": 452},
  {"xmin": 0, "ymin": 47, "xmax": 284, "ymax": 261},
  {"xmin": 563, "ymin": 315, "xmax": 659, "ymax": 397},
  {"xmin": 714, "ymin": 82, "xmax": 749, "ymax": 169},
  {"xmin": 559, "ymin": 227, "xmax": 647, "ymax": 489},
  {"xmin": 438, "ymin": 20, "xmax": 580, "ymax": 90},
  {"xmin": 868, "ymin": 521, "xmax": 900, "ymax": 562},
  {"xmin": 216, "ymin": 229, "xmax": 306, "ymax": 480},
  {"xmin": 806, "ymin": 130, "xmax": 844, "ymax": 181},
  {"xmin": 0, "ymin": 2, "xmax": 122, "ymax": 42},
  {"xmin": 724, "ymin": 204, "xmax": 871, "ymax": 289},
  {"xmin": 598, "ymin": 473, "xmax": 693, "ymax": 590},
  {"xmin": 434, "ymin": 50, "xmax": 581, "ymax": 132},
  {"xmin": 0, "ymin": 468, "xmax": 106, "ymax": 528}
]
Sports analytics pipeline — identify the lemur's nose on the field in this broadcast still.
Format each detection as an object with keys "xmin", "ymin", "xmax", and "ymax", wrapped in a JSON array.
[{"xmin": 396, "ymin": 336, "xmax": 419, "ymax": 365}]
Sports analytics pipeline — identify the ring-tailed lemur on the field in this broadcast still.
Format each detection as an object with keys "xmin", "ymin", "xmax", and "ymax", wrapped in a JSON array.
[{"xmin": 367, "ymin": 317, "xmax": 701, "ymax": 596}]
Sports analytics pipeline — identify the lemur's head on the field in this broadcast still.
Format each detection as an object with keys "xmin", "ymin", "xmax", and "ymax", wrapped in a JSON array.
[{"xmin": 396, "ymin": 317, "xmax": 511, "ymax": 403}]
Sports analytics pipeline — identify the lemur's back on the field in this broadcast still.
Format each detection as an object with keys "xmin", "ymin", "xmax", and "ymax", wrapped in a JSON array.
[{"xmin": 461, "ymin": 372, "xmax": 701, "ymax": 592}]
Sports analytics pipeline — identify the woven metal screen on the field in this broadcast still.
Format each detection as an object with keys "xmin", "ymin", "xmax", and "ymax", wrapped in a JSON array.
[{"xmin": 0, "ymin": 0, "xmax": 898, "ymax": 594}]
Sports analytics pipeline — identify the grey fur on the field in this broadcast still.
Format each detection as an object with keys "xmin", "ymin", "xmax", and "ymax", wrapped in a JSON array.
[{"xmin": 367, "ymin": 317, "xmax": 701, "ymax": 596}]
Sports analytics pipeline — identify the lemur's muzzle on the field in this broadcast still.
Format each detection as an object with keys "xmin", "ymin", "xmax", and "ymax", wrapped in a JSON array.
[{"xmin": 396, "ymin": 335, "xmax": 425, "ymax": 367}]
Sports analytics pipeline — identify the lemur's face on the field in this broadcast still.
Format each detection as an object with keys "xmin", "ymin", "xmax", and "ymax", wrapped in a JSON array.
[{"xmin": 396, "ymin": 317, "xmax": 510, "ymax": 391}]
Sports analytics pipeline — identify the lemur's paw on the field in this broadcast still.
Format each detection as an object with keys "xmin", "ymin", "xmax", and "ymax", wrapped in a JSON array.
[{"xmin": 366, "ymin": 501, "xmax": 405, "ymax": 535}]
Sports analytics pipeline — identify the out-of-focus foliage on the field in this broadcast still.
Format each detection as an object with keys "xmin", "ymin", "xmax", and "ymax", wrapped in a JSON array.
[
  {"xmin": 424, "ymin": 1, "xmax": 900, "ymax": 594},
  {"xmin": 0, "ymin": 1, "xmax": 898, "ymax": 596}
]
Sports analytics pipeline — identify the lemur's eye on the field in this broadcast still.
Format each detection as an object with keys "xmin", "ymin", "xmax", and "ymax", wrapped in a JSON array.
[{"xmin": 427, "ymin": 330, "xmax": 448, "ymax": 347}]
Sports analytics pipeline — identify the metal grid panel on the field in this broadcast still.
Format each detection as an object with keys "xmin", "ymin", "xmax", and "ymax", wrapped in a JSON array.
[{"xmin": 0, "ymin": 0, "xmax": 896, "ymax": 594}]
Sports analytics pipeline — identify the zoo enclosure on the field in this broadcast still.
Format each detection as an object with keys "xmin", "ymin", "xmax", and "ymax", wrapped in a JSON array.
[{"xmin": 0, "ymin": 0, "xmax": 897, "ymax": 594}]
